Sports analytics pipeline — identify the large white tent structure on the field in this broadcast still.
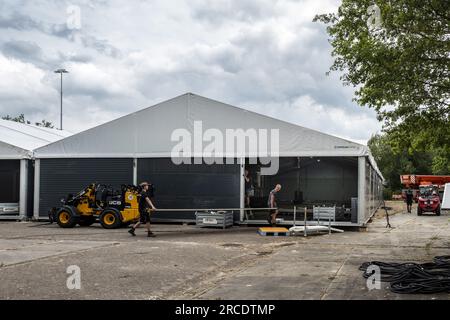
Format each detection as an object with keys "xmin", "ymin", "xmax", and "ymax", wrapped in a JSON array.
[
  {"xmin": 34, "ymin": 93, "xmax": 384, "ymax": 226},
  {"xmin": 0, "ymin": 119, "xmax": 71, "ymax": 219}
]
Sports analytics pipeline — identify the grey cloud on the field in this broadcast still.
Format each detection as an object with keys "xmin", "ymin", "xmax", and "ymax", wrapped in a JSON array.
[
  {"xmin": 1, "ymin": 40, "xmax": 94, "ymax": 70},
  {"xmin": 2, "ymin": 40, "xmax": 44, "ymax": 64},
  {"xmin": 0, "ymin": 10, "xmax": 121, "ymax": 58},
  {"xmin": 0, "ymin": 11, "xmax": 42, "ymax": 30},
  {"xmin": 49, "ymin": 25, "xmax": 121, "ymax": 58},
  {"xmin": 134, "ymin": 17, "xmax": 373, "ymax": 123},
  {"xmin": 64, "ymin": 83, "xmax": 115, "ymax": 101},
  {"xmin": 57, "ymin": 51, "xmax": 93, "ymax": 63},
  {"xmin": 48, "ymin": 23, "xmax": 77, "ymax": 39},
  {"xmin": 46, "ymin": 23, "xmax": 121, "ymax": 58},
  {"xmin": 80, "ymin": 35, "xmax": 121, "ymax": 59},
  {"xmin": 0, "ymin": 95, "xmax": 58, "ymax": 124},
  {"xmin": 191, "ymin": 0, "xmax": 275, "ymax": 25}
]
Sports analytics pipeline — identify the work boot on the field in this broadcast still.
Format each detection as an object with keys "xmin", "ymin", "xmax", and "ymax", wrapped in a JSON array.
[
  {"xmin": 147, "ymin": 231, "xmax": 156, "ymax": 238},
  {"xmin": 128, "ymin": 227, "xmax": 136, "ymax": 236}
]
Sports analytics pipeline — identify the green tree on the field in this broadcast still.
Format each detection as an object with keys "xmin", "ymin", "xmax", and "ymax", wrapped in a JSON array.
[
  {"xmin": 314, "ymin": 0, "xmax": 449, "ymax": 164},
  {"xmin": 35, "ymin": 119, "xmax": 55, "ymax": 128},
  {"xmin": 367, "ymin": 133, "xmax": 449, "ymax": 193},
  {"xmin": 2, "ymin": 114, "xmax": 31, "ymax": 124},
  {"xmin": 2, "ymin": 114, "xmax": 55, "ymax": 128}
]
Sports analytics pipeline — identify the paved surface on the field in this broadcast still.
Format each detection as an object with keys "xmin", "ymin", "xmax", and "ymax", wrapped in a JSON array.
[{"xmin": 0, "ymin": 202, "xmax": 449, "ymax": 300}]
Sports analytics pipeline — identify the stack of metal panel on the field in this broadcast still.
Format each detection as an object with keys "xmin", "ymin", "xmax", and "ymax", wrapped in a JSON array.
[
  {"xmin": 313, "ymin": 206, "xmax": 336, "ymax": 222},
  {"xmin": 195, "ymin": 210, "xmax": 234, "ymax": 229}
]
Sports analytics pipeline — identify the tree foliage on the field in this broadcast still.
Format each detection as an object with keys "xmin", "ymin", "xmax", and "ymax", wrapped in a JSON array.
[
  {"xmin": 2, "ymin": 114, "xmax": 55, "ymax": 128},
  {"xmin": 314, "ymin": 0, "xmax": 449, "ymax": 167},
  {"xmin": 368, "ymin": 133, "xmax": 449, "ymax": 192}
]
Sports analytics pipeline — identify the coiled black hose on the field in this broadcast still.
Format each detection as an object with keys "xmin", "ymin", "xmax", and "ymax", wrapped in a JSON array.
[{"xmin": 360, "ymin": 256, "xmax": 450, "ymax": 294}]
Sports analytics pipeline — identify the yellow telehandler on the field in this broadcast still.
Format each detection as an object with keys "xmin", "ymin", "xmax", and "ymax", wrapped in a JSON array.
[{"xmin": 49, "ymin": 183, "xmax": 141, "ymax": 229}]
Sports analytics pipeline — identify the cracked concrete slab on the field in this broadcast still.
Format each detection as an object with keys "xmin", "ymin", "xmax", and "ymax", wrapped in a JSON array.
[
  {"xmin": 0, "ymin": 202, "xmax": 449, "ymax": 300},
  {"xmin": 0, "ymin": 240, "xmax": 117, "ymax": 267}
]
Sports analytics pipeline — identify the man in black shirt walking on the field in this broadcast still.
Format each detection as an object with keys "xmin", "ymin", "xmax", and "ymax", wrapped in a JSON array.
[
  {"xmin": 129, "ymin": 182, "xmax": 157, "ymax": 237},
  {"xmin": 405, "ymin": 187, "xmax": 414, "ymax": 213}
]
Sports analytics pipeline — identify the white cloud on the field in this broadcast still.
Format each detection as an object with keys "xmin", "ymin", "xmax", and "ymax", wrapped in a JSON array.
[
  {"xmin": 0, "ymin": 53, "xmax": 56, "ymax": 117},
  {"xmin": 0, "ymin": 0, "xmax": 382, "ymax": 141}
]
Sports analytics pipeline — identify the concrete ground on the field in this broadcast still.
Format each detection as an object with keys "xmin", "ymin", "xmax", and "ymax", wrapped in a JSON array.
[{"xmin": 0, "ymin": 201, "xmax": 449, "ymax": 300}]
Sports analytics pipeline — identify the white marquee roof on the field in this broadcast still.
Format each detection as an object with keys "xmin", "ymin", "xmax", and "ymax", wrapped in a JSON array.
[
  {"xmin": 0, "ymin": 119, "xmax": 71, "ymax": 159},
  {"xmin": 33, "ymin": 93, "xmax": 383, "ymax": 178}
]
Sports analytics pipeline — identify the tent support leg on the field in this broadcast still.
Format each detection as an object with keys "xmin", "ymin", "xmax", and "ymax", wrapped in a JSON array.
[{"xmin": 240, "ymin": 157, "xmax": 245, "ymax": 222}]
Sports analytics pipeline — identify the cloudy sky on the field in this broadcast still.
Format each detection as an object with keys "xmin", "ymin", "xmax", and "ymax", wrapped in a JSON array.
[{"xmin": 0, "ymin": 0, "xmax": 381, "ymax": 144}]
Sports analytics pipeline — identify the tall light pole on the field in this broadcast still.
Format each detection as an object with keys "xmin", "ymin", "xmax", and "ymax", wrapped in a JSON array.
[{"xmin": 54, "ymin": 68, "xmax": 69, "ymax": 130}]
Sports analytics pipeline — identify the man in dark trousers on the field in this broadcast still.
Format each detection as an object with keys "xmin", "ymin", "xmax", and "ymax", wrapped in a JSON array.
[
  {"xmin": 405, "ymin": 187, "xmax": 414, "ymax": 213},
  {"xmin": 244, "ymin": 169, "xmax": 254, "ymax": 218},
  {"xmin": 267, "ymin": 184, "xmax": 282, "ymax": 226},
  {"xmin": 129, "ymin": 182, "xmax": 157, "ymax": 237}
]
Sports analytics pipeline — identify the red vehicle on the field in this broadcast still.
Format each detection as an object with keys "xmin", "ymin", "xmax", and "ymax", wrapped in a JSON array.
[
  {"xmin": 417, "ymin": 185, "xmax": 441, "ymax": 216},
  {"xmin": 400, "ymin": 175, "xmax": 450, "ymax": 215}
]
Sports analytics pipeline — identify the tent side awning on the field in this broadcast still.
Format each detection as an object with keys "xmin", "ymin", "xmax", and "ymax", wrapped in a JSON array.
[{"xmin": 0, "ymin": 141, "xmax": 33, "ymax": 159}]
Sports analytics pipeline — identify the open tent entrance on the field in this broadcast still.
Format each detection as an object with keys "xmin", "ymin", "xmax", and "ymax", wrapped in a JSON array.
[{"xmin": 244, "ymin": 157, "xmax": 359, "ymax": 223}]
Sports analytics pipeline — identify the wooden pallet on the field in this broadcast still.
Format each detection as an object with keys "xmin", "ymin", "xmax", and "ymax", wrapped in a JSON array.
[{"xmin": 258, "ymin": 227, "xmax": 290, "ymax": 237}]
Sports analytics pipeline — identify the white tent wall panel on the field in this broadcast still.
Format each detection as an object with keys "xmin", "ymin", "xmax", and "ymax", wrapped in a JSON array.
[
  {"xmin": 361, "ymin": 157, "xmax": 384, "ymax": 224},
  {"xmin": 366, "ymin": 161, "xmax": 372, "ymax": 219},
  {"xmin": 358, "ymin": 156, "xmax": 366, "ymax": 225}
]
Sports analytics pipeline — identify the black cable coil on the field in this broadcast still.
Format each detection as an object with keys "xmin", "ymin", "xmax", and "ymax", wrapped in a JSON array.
[{"xmin": 359, "ymin": 256, "xmax": 450, "ymax": 294}]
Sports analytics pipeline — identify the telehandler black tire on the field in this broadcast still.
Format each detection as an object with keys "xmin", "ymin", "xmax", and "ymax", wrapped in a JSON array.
[
  {"xmin": 99, "ymin": 208, "xmax": 122, "ymax": 229},
  {"xmin": 78, "ymin": 216, "xmax": 96, "ymax": 227},
  {"xmin": 436, "ymin": 206, "xmax": 441, "ymax": 216},
  {"xmin": 56, "ymin": 206, "xmax": 78, "ymax": 228}
]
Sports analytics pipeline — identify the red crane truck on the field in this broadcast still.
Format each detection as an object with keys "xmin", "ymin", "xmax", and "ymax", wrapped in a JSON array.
[{"xmin": 400, "ymin": 175, "xmax": 450, "ymax": 216}]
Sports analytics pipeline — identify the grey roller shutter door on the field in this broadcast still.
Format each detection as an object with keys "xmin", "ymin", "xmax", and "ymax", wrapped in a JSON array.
[
  {"xmin": 0, "ymin": 160, "xmax": 20, "ymax": 216},
  {"xmin": 0, "ymin": 160, "xmax": 20, "ymax": 203},
  {"xmin": 137, "ymin": 158, "xmax": 240, "ymax": 221},
  {"xmin": 39, "ymin": 158, "xmax": 133, "ymax": 217}
]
